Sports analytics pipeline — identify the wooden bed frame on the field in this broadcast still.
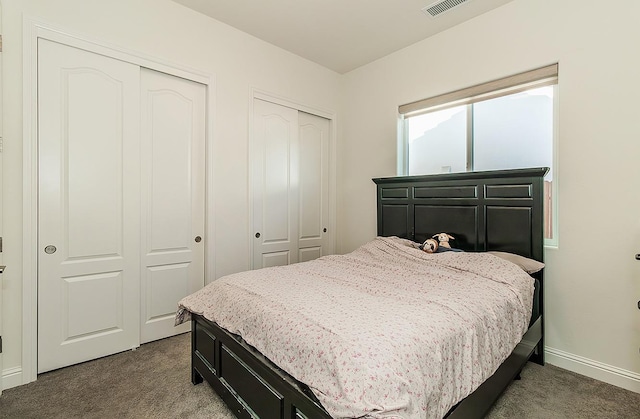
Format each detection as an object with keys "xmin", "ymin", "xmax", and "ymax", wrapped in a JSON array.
[{"xmin": 190, "ymin": 167, "xmax": 548, "ymax": 419}]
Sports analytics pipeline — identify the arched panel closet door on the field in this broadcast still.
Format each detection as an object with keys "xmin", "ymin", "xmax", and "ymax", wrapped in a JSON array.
[
  {"xmin": 252, "ymin": 99, "xmax": 332, "ymax": 269},
  {"xmin": 37, "ymin": 40, "xmax": 205, "ymax": 373}
]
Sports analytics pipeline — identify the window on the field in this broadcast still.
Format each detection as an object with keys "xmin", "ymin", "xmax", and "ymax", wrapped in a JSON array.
[{"xmin": 399, "ymin": 65, "xmax": 558, "ymax": 244}]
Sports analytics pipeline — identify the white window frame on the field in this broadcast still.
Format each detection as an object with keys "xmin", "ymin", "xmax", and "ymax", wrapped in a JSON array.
[{"xmin": 398, "ymin": 65, "xmax": 559, "ymax": 247}]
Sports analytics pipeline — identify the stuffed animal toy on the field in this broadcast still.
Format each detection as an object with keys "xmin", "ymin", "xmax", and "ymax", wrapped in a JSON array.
[
  {"xmin": 420, "ymin": 238, "xmax": 439, "ymax": 253},
  {"xmin": 433, "ymin": 233, "xmax": 455, "ymax": 248}
]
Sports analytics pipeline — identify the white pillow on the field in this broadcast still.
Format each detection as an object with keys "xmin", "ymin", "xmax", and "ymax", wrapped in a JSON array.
[{"xmin": 487, "ymin": 251, "xmax": 545, "ymax": 274}]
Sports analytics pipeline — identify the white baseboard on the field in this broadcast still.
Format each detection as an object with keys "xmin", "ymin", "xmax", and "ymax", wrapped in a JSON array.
[
  {"xmin": 2, "ymin": 366, "xmax": 23, "ymax": 391},
  {"xmin": 545, "ymin": 346, "xmax": 640, "ymax": 393}
]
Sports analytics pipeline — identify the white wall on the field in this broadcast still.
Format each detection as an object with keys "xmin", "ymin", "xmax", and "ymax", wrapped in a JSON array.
[
  {"xmin": 1, "ymin": 0, "xmax": 341, "ymax": 387},
  {"xmin": 339, "ymin": 0, "xmax": 640, "ymax": 390}
]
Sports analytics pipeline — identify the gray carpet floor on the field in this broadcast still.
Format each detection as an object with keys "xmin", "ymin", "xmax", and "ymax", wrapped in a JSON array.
[{"xmin": 1, "ymin": 333, "xmax": 638, "ymax": 419}]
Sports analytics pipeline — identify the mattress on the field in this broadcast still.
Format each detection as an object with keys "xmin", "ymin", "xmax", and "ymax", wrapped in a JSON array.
[{"xmin": 176, "ymin": 236, "xmax": 535, "ymax": 418}]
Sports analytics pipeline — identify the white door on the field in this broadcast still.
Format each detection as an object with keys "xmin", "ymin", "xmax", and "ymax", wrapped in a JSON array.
[
  {"xmin": 140, "ymin": 69, "xmax": 206, "ymax": 343},
  {"xmin": 253, "ymin": 99, "xmax": 300, "ymax": 268},
  {"xmin": 38, "ymin": 40, "xmax": 141, "ymax": 373},
  {"xmin": 298, "ymin": 112, "xmax": 332, "ymax": 262},
  {"xmin": 252, "ymin": 100, "xmax": 332, "ymax": 269}
]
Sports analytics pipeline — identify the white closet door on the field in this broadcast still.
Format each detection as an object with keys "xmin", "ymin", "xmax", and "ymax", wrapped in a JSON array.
[
  {"xmin": 140, "ymin": 69, "xmax": 206, "ymax": 343},
  {"xmin": 253, "ymin": 99, "xmax": 300, "ymax": 269},
  {"xmin": 37, "ymin": 39, "xmax": 141, "ymax": 373},
  {"xmin": 298, "ymin": 112, "xmax": 332, "ymax": 262}
]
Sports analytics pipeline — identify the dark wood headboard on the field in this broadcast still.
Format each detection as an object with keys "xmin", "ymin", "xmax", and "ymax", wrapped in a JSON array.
[{"xmin": 373, "ymin": 167, "xmax": 548, "ymax": 263}]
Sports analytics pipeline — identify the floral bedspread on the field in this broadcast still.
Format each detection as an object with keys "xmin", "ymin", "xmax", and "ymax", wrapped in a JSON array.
[{"xmin": 176, "ymin": 236, "xmax": 534, "ymax": 418}]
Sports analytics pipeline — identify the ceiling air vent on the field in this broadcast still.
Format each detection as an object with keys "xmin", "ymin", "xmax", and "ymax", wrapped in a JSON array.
[{"xmin": 422, "ymin": 0, "xmax": 471, "ymax": 17}]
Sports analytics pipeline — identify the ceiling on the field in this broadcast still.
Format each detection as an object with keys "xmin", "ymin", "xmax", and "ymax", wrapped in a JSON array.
[{"xmin": 172, "ymin": 0, "xmax": 514, "ymax": 74}]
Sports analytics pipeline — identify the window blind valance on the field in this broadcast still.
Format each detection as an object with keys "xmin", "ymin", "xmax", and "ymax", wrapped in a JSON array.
[{"xmin": 399, "ymin": 64, "xmax": 558, "ymax": 118}]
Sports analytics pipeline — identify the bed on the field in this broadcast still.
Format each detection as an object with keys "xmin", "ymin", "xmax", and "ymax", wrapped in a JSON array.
[{"xmin": 178, "ymin": 167, "xmax": 547, "ymax": 419}]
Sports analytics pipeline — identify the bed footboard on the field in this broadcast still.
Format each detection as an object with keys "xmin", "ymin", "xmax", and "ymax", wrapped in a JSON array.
[
  {"xmin": 191, "ymin": 314, "xmax": 331, "ymax": 419},
  {"xmin": 192, "ymin": 313, "xmax": 542, "ymax": 419},
  {"xmin": 445, "ymin": 315, "xmax": 543, "ymax": 418}
]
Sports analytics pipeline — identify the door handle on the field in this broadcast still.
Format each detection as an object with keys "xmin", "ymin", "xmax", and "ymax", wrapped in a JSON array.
[
  {"xmin": 195, "ymin": 236, "xmax": 202, "ymax": 243},
  {"xmin": 636, "ymin": 254, "xmax": 640, "ymax": 260},
  {"xmin": 255, "ymin": 232, "xmax": 261, "ymax": 238},
  {"xmin": 44, "ymin": 245, "xmax": 57, "ymax": 254}
]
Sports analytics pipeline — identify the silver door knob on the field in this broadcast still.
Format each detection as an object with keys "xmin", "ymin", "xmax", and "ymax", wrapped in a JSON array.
[
  {"xmin": 44, "ymin": 245, "xmax": 57, "ymax": 254},
  {"xmin": 195, "ymin": 236, "xmax": 202, "ymax": 243},
  {"xmin": 255, "ymin": 232, "xmax": 261, "ymax": 238}
]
